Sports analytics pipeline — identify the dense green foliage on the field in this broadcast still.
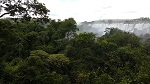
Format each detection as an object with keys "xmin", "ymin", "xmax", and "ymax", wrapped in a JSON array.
[
  {"xmin": 0, "ymin": 0, "xmax": 50, "ymax": 19},
  {"xmin": 1, "ymin": 18, "xmax": 150, "ymax": 84},
  {"xmin": 0, "ymin": 1, "xmax": 150, "ymax": 83}
]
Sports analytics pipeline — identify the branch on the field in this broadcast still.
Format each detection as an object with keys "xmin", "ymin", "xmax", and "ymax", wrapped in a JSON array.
[{"xmin": 0, "ymin": 12, "xmax": 10, "ymax": 18}]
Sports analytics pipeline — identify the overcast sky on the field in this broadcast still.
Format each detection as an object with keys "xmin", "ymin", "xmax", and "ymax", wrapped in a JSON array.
[{"xmin": 39, "ymin": 0, "xmax": 150, "ymax": 22}]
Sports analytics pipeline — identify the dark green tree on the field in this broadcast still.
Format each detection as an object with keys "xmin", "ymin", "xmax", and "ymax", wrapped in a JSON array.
[{"xmin": 0, "ymin": 0, "xmax": 50, "ymax": 19}]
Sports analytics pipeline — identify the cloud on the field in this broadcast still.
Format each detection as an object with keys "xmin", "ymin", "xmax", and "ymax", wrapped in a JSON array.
[
  {"xmin": 123, "ymin": 11, "xmax": 137, "ymax": 13},
  {"xmin": 39, "ymin": 0, "xmax": 150, "ymax": 22},
  {"xmin": 103, "ymin": 6, "xmax": 112, "ymax": 9},
  {"xmin": 50, "ymin": 14, "xmax": 59, "ymax": 16}
]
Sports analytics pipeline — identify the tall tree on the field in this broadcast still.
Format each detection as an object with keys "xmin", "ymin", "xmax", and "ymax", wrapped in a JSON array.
[{"xmin": 0, "ymin": 0, "xmax": 50, "ymax": 19}]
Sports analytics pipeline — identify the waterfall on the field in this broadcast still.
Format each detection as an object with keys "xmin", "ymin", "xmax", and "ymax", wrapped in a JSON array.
[{"xmin": 78, "ymin": 18, "xmax": 150, "ymax": 36}]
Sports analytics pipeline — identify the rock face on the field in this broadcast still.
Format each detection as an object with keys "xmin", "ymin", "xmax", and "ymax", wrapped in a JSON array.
[{"xmin": 77, "ymin": 18, "xmax": 150, "ymax": 36}]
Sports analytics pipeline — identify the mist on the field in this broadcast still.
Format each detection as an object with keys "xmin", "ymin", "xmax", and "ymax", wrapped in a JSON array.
[{"xmin": 77, "ymin": 17, "xmax": 150, "ymax": 36}]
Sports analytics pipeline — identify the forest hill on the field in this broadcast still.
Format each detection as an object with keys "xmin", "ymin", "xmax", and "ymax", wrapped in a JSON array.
[{"xmin": 0, "ymin": 18, "xmax": 150, "ymax": 83}]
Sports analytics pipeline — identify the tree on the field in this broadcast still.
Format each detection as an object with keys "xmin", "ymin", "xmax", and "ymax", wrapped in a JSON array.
[
  {"xmin": 0, "ymin": 0, "xmax": 50, "ymax": 19},
  {"xmin": 143, "ymin": 38, "xmax": 150, "ymax": 55},
  {"xmin": 48, "ymin": 54, "xmax": 70, "ymax": 74},
  {"xmin": 70, "ymin": 32, "xmax": 95, "ymax": 50},
  {"xmin": 106, "ymin": 28, "xmax": 140, "ymax": 48},
  {"xmin": 0, "ymin": 19, "xmax": 18, "ymax": 60},
  {"xmin": 47, "ymin": 18, "xmax": 78, "ymax": 40},
  {"xmin": 59, "ymin": 18, "xmax": 78, "ymax": 39}
]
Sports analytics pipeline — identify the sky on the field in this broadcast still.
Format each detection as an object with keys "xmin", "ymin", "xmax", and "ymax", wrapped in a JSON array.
[{"xmin": 38, "ymin": 0, "xmax": 150, "ymax": 22}]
